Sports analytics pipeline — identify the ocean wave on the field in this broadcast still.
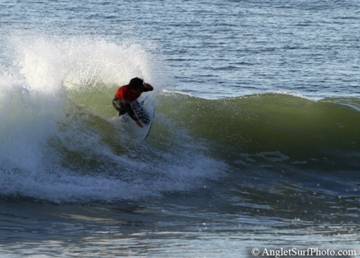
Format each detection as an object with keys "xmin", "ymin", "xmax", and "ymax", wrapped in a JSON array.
[
  {"xmin": 157, "ymin": 92, "xmax": 360, "ymax": 163},
  {"xmin": 0, "ymin": 34, "xmax": 359, "ymax": 203},
  {"xmin": 0, "ymin": 34, "xmax": 224, "ymax": 202}
]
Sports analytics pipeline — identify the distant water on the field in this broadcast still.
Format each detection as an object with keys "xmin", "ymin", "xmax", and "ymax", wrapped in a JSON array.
[
  {"xmin": 0, "ymin": 0, "xmax": 359, "ymax": 257},
  {"xmin": 1, "ymin": 0, "xmax": 360, "ymax": 99}
]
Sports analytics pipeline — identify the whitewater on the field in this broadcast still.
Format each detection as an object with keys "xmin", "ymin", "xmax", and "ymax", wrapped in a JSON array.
[{"xmin": 0, "ymin": 35, "xmax": 226, "ymax": 202}]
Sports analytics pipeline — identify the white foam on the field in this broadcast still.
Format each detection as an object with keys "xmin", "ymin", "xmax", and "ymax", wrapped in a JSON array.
[{"xmin": 0, "ymin": 33, "xmax": 224, "ymax": 202}]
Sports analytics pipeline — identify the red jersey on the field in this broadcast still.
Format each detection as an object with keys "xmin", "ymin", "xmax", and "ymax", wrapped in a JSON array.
[{"xmin": 115, "ymin": 85, "xmax": 141, "ymax": 102}]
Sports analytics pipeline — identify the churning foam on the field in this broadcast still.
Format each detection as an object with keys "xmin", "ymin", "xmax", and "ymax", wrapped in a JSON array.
[{"xmin": 0, "ymin": 34, "xmax": 224, "ymax": 202}]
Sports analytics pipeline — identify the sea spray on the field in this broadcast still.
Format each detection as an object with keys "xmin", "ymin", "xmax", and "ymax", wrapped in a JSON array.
[{"xmin": 0, "ymin": 34, "xmax": 224, "ymax": 202}]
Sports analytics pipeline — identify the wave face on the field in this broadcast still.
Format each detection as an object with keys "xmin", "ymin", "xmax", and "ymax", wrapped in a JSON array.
[
  {"xmin": 0, "ymin": 35, "xmax": 359, "ymax": 205},
  {"xmin": 0, "ymin": 35, "xmax": 224, "ymax": 202},
  {"xmin": 158, "ymin": 94, "xmax": 360, "ymax": 165}
]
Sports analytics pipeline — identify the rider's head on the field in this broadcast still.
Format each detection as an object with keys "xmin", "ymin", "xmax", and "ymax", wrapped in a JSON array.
[{"xmin": 129, "ymin": 77, "xmax": 144, "ymax": 90}]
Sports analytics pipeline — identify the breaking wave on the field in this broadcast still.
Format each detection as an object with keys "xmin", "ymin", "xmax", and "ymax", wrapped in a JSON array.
[{"xmin": 0, "ymin": 34, "xmax": 359, "ymax": 203}]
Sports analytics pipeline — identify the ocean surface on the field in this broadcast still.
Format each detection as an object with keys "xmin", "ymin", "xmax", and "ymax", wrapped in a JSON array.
[{"xmin": 0, "ymin": 0, "xmax": 360, "ymax": 257}]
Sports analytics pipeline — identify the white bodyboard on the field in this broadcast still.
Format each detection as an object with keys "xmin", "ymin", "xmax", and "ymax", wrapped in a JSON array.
[{"xmin": 111, "ymin": 96, "xmax": 155, "ymax": 141}]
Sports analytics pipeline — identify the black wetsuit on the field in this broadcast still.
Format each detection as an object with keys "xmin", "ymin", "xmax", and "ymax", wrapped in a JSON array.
[{"xmin": 112, "ymin": 98, "xmax": 139, "ymax": 122}]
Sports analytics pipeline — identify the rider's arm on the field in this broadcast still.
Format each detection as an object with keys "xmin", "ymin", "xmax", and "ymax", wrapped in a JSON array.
[{"xmin": 143, "ymin": 83, "xmax": 154, "ymax": 92}]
